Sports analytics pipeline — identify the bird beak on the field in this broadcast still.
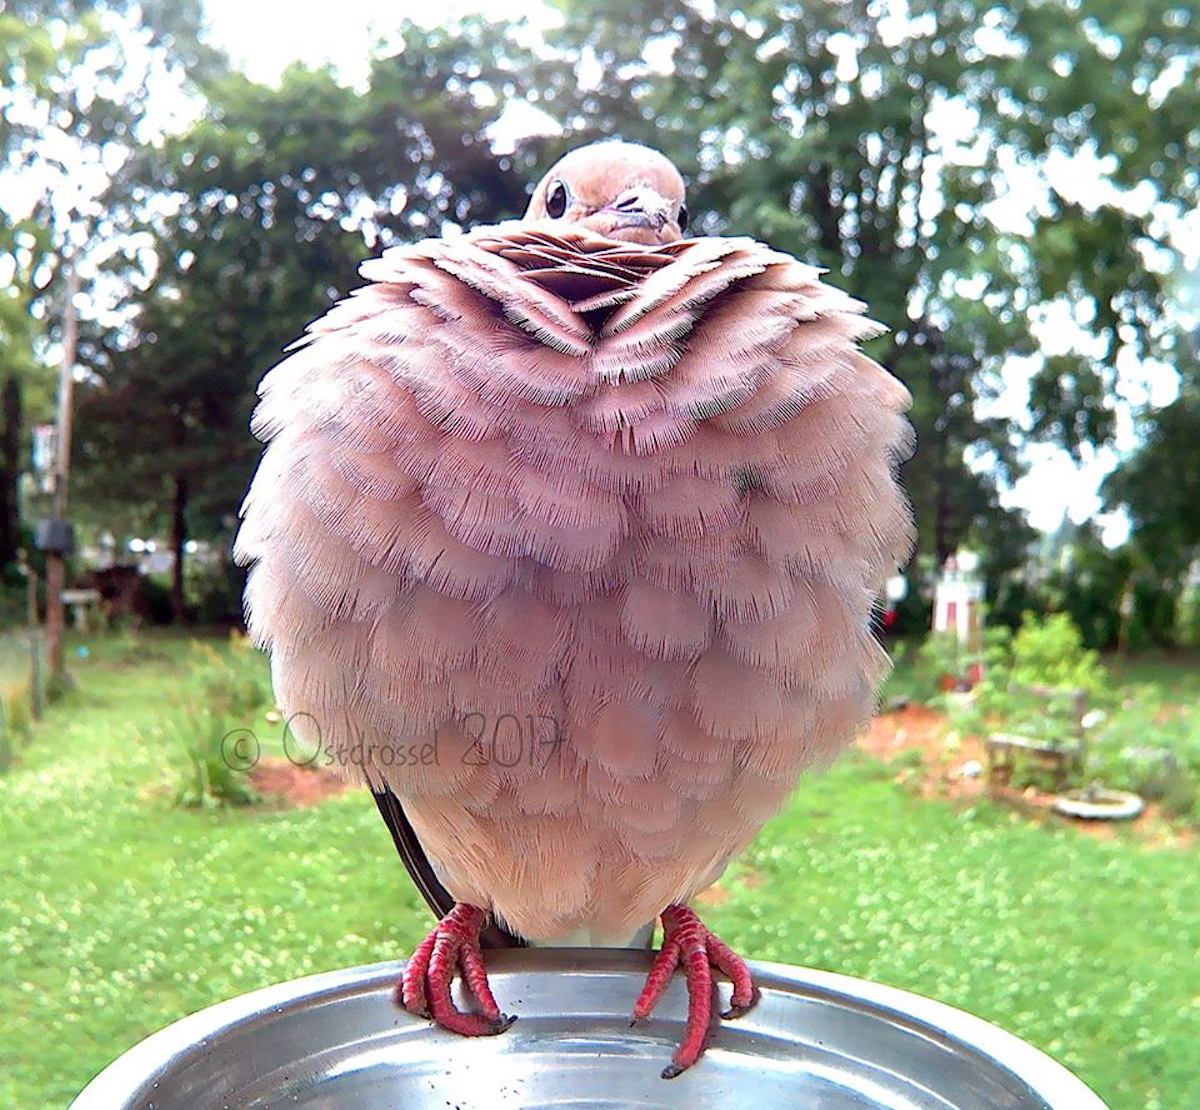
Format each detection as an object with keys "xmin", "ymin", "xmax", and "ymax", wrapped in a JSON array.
[{"xmin": 602, "ymin": 186, "xmax": 673, "ymax": 232}]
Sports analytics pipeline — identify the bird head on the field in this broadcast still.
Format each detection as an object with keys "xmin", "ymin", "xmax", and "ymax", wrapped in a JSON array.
[{"xmin": 524, "ymin": 141, "xmax": 689, "ymax": 245}]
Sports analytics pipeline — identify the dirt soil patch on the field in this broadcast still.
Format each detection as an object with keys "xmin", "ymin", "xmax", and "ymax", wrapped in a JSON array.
[{"xmin": 248, "ymin": 758, "xmax": 350, "ymax": 807}]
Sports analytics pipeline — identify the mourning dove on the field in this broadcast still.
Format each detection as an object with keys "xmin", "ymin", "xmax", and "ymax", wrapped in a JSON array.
[{"xmin": 236, "ymin": 140, "xmax": 914, "ymax": 1076}]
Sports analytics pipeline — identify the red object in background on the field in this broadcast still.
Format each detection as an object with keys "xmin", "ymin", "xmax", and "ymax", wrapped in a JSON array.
[{"xmin": 883, "ymin": 608, "xmax": 897, "ymax": 628}]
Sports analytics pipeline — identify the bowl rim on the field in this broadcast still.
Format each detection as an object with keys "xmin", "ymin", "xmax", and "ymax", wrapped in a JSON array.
[{"xmin": 70, "ymin": 950, "xmax": 1109, "ymax": 1109}]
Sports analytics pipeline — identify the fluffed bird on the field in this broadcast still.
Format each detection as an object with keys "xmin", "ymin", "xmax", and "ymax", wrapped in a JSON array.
[{"xmin": 236, "ymin": 140, "xmax": 914, "ymax": 1077}]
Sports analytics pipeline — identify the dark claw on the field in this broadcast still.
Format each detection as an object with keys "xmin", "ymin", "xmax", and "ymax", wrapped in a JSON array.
[
  {"xmin": 661, "ymin": 1063, "xmax": 686, "ymax": 1080},
  {"xmin": 489, "ymin": 1014, "xmax": 518, "ymax": 1034},
  {"xmin": 721, "ymin": 987, "xmax": 761, "ymax": 1020}
]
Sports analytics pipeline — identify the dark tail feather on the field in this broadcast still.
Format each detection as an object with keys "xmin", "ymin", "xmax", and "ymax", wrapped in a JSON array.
[{"xmin": 371, "ymin": 786, "xmax": 524, "ymax": 949}]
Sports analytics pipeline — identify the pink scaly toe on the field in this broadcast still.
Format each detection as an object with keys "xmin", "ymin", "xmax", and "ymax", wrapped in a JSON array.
[
  {"xmin": 396, "ymin": 903, "xmax": 516, "ymax": 1037},
  {"xmin": 632, "ymin": 903, "xmax": 760, "ymax": 1078}
]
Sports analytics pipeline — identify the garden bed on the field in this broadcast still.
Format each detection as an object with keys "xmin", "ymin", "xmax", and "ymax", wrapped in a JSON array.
[{"xmin": 859, "ymin": 707, "xmax": 1193, "ymax": 847}]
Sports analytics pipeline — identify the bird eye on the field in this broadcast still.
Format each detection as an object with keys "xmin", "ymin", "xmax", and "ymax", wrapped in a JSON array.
[
  {"xmin": 546, "ymin": 180, "xmax": 570, "ymax": 218},
  {"xmin": 677, "ymin": 203, "xmax": 689, "ymax": 232}
]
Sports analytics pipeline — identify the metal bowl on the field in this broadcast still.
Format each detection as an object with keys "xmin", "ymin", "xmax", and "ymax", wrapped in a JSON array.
[{"xmin": 72, "ymin": 949, "xmax": 1107, "ymax": 1109}]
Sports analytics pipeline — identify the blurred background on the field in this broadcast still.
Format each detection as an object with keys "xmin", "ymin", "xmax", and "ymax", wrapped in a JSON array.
[
  {"xmin": 1, "ymin": 2, "xmax": 1197, "ymax": 1108},
  {"xmin": 3, "ymin": 0, "xmax": 1199, "ymax": 638}
]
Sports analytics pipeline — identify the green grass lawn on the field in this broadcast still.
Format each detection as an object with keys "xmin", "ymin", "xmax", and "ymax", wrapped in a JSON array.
[
  {"xmin": 1102, "ymin": 649, "xmax": 1200, "ymax": 696},
  {"xmin": 1, "ymin": 632, "xmax": 1197, "ymax": 1108}
]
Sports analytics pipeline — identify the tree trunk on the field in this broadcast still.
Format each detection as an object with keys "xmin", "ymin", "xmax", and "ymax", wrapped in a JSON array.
[
  {"xmin": 171, "ymin": 473, "xmax": 188, "ymax": 623},
  {"xmin": 0, "ymin": 377, "xmax": 21, "ymax": 567}
]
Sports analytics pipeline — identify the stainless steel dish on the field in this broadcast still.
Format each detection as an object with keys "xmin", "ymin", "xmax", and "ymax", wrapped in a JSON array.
[{"xmin": 72, "ymin": 948, "xmax": 1107, "ymax": 1108}]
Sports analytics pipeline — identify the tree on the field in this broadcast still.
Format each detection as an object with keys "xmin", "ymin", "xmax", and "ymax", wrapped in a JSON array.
[
  {"xmin": 1102, "ymin": 364, "xmax": 1200, "ymax": 639},
  {"xmin": 0, "ymin": 0, "xmax": 216, "ymax": 580},
  {"xmin": 538, "ymin": 0, "xmax": 1198, "ymax": 572},
  {"xmin": 75, "ymin": 25, "xmax": 537, "ymax": 616},
  {"xmin": 71, "ymin": 2, "xmax": 1200, "ymax": 624}
]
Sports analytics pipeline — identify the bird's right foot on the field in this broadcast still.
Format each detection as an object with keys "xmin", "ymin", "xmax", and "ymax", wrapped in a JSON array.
[{"xmin": 396, "ymin": 902, "xmax": 516, "ymax": 1036}]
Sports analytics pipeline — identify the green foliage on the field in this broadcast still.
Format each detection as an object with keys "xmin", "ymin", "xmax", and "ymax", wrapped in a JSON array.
[
  {"xmin": 0, "ymin": 0, "xmax": 217, "ymax": 584},
  {"xmin": 1161, "ymin": 777, "xmax": 1199, "ymax": 822},
  {"xmin": 170, "ymin": 634, "xmax": 270, "ymax": 807},
  {"xmin": 74, "ymin": 21, "xmax": 541, "ymax": 577},
  {"xmin": 2, "ymin": 0, "xmax": 1198, "ymax": 641},
  {"xmin": 944, "ymin": 616, "xmax": 1200, "ymax": 812},
  {"xmin": 1105, "ymin": 378, "xmax": 1200, "ymax": 597},
  {"xmin": 1086, "ymin": 687, "xmax": 1200, "ymax": 822},
  {"xmin": 138, "ymin": 575, "xmax": 177, "ymax": 626},
  {"xmin": 1177, "ymin": 588, "xmax": 1200, "ymax": 650},
  {"xmin": 1007, "ymin": 613, "xmax": 1106, "ymax": 696},
  {"xmin": 949, "ymin": 614, "xmax": 1104, "ymax": 778},
  {"xmin": 173, "ymin": 706, "xmax": 259, "ymax": 809},
  {"xmin": 188, "ymin": 634, "xmax": 272, "ymax": 718},
  {"xmin": 546, "ymin": 0, "xmax": 1197, "ymax": 568},
  {"xmin": 45, "ymin": 0, "xmax": 1194, "ymax": 607},
  {"xmin": 876, "ymin": 638, "xmax": 926, "ymax": 705},
  {"xmin": 1042, "ymin": 524, "xmax": 1185, "ymax": 650},
  {"xmin": 914, "ymin": 631, "xmax": 972, "ymax": 694},
  {"xmin": 183, "ymin": 557, "xmax": 245, "ymax": 625}
]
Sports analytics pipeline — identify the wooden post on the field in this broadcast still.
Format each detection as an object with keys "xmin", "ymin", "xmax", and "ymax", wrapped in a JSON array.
[
  {"xmin": 46, "ymin": 258, "xmax": 80, "ymax": 682},
  {"xmin": 18, "ymin": 549, "xmax": 41, "ymax": 720}
]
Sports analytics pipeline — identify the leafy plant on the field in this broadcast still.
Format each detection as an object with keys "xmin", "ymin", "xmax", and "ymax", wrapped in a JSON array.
[
  {"xmin": 1007, "ymin": 612, "xmax": 1106, "ymax": 696},
  {"xmin": 187, "ymin": 633, "xmax": 271, "ymax": 718},
  {"xmin": 170, "ymin": 635, "xmax": 270, "ymax": 808},
  {"xmin": 1161, "ymin": 776, "xmax": 1198, "ymax": 821},
  {"xmin": 915, "ymin": 631, "xmax": 973, "ymax": 696},
  {"xmin": 946, "ymin": 616, "xmax": 1200, "ymax": 813},
  {"xmin": 946, "ymin": 614, "xmax": 1112, "ymax": 788},
  {"xmin": 173, "ymin": 706, "xmax": 260, "ymax": 809},
  {"xmin": 1086, "ymin": 686, "xmax": 1200, "ymax": 821}
]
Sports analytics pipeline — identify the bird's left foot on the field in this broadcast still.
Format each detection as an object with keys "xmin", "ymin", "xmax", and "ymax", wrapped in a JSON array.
[
  {"xmin": 396, "ymin": 902, "xmax": 516, "ymax": 1037},
  {"xmin": 631, "ymin": 903, "xmax": 759, "ymax": 1078}
]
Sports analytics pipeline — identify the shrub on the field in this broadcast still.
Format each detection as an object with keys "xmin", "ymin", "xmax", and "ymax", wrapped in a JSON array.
[
  {"xmin": 914, "ymin": 631, "xmax": 975, "ymax": 696},
  {"xmin": 173, "ymin": 706, "xmax": 260, "ymax": 809},
  {"xmin": 1007, "ymin": 612, "xmax": 1106, "ymax": 695},
  {"xmin": 946, "ymin": 613, "xmax": 1110, "ymax": 787},
  {"xmin": 187, "ymin": 634, "xmax": 271, "ymax": 718},
  {"xmin": 140, "ymin": 575, "xmax": 176, "ymax": 624},
  {"xmin": 1177, "ymin": 586, "xmax": 1200, "ymax": 648},
  {"xmin": 184, "ymin": 556, "xmax": 245, "ymax": 625},
  {"xmin": 171, "ymin": 634, "xmax": 270, "ymax": 808},
  {"xmin": 1162, "ymin": 775, "xmax": 1198, "ymax": 821},
  {"xmin": 1086, "ymin": 687, "xmax": 1200, "ymax": 821},
  {"xmin": 949, "ymin": 617, "xmax": 1200, "ymax": 816}
]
